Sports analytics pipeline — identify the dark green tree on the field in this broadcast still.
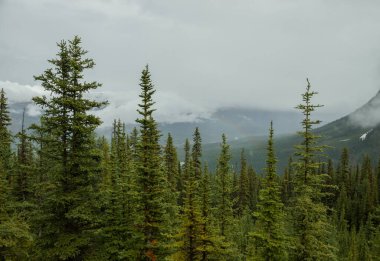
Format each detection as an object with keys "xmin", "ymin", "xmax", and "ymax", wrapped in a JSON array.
[
  {"xmin": 214, "ymin": 134, "xmax": 237, "ymax": 257},
  {"xmin": 14, "ymin": 109, "xmax": 34, "ymax": 202},
  {"xmin": 96, "ymin": 120, "xmax": 142, "ymax": 260},
  {"xmin": 250, "ymin": 122, "xmax": 287, "ymax": 260},
  {"xmin": 192, "ymin": 127, "xmax": 202, "ymax": 180},
  {"xmin": 135, "ymin": 65, "xmax": 170, "ymax": 260},
  {"xmin": 0, "ymin": 91, "xmax": 32, "ymax": 260},
  {"xmin": 289, "ymin": 79, "xmax": 337, "ymax": 260},
  {"xmin": 0, "ymin": 88, "xmax": 12, "ymax": 180},
  {"xmin": 237, "ymin": 149, "xmax": 249, "ymax": 216},
  {"xmin": 164, "ymin": 133, "xmax": 179, "ymax": 193},
  {"xmin": 31, "ymin": 36, "xmax": 107, "ymax": 260}
]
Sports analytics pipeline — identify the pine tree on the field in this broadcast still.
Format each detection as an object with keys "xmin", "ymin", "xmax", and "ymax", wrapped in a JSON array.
[
  {"xmin": 248, "ymin": 166, "xmax": 260, "ymax": 213},
  {"xmin": 30, "ymin": 36, "xmax": 107, "ymax": 260},
  {"xmin": 192, "ymin": 127, "xmax": 202, "ymax": 180},
  {"xmin": 237, "ymin": 149, "xmax": 249, "ymax": 216},
  {"xmin": 164, "ymin": 133, "xmax": 179, "ymax": 193},
  {"xmin": 289, "ymin": 79, "xmax": 337, "ymax": 260},
  {"xmin": 136, "ymin": 65, "xmax": 169, "ymax": 260},
  {"xmin": 0, "ymin": 91, "xmax": 32, "ymax": 259},
  {"xmin": 250, "ymin": 121, "xmax": 287, "ymax": 260},
  {"xmin": 172, "ymin": 134, "xmax": 203, "ymax": 260},
  {"xmin": 177, "ymin": 158, "xmax": 203, "ymax": 260},
  {"xmin": 95, "ymin": 120, "xmax": 142, "ymax": 260},
  {"xmin": 97, "ymin": 136, "xmax": 112, "ymax": 190},
  {"xmin": 214, "ymin": 134, "xmax": 236, "ymax": 257},
  {"xmin": 199, "ymin": 164, "xmax": 213, "ymax": 260},
  {"xmin": 14, "ymin": 109, "xmax": 34, "ymax": 202},
  {"xmin": 179, "ymin": 139, "xmax": 192, "ymax": 207},
  {"xmin": 0, "ymin": 88, "xmax": 12, "ymax": 180}
]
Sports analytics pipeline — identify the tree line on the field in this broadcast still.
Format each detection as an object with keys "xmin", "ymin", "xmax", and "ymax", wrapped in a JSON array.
[{"xmin": 0, "ymin": 36, "xmax": 379, "ymax": 260}]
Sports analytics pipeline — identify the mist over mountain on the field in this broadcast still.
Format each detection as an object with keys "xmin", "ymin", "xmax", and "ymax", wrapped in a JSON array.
[
  {"xmin": 348, "ymin": 90, "xmax": 380, "ymax": 128},
  {"xmin": 9, "ymin": 100, "xmax": 302, "ymax": 144},
  {"xmin": 200, "ymin": 90, "xmax": 380, "ymax": 173},
  {"xmin": 8, "ymin": 89, "xmax": 380, "ymax": 174}
]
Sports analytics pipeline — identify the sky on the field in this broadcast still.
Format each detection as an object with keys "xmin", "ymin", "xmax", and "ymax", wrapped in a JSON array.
[{"xmin": 1, "ymin": 0, "xmax": 380, "ymax": 126}]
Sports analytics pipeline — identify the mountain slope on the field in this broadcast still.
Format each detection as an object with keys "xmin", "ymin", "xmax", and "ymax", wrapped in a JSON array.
[{"xmin": 200, "ymin": 91, "xmax": 380, "ymax": 173}]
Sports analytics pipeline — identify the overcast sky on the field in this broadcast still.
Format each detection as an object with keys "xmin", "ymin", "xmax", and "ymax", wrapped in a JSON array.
[{"xmin": 1, "ymin": 0, "xmax": 380, "ymax": 125}]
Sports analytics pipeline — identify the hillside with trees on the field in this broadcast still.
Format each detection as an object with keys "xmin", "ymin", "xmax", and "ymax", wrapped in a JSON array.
[{"xmin": 1, "ymin": 37, "xmax": 380, "ymax": 260}]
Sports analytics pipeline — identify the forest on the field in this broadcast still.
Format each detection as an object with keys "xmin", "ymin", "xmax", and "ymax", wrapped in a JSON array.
[{"xmin": 0, "ymin": 36, "xmax": 379, "ymax": 261}]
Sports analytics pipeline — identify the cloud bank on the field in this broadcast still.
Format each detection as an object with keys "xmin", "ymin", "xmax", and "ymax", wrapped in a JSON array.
[
  {"xmin": 349, "ymin": 91, "xmax": 380, "ymax": 128},
  {"xmin": 1, "ymin": 0, "xmax": 380, "ymax": 125},
  {"xmin": 1, "ymin": 80, "xmax": 215, "ymax": 125}
]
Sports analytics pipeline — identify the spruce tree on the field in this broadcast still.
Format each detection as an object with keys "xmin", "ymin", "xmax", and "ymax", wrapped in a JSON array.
[
  {"xmin": 30, "ymin": 36, "xmax": 107, "ymax": 260},
  {"xmin": 177, "ymin": 158, "xmax": 203, "ymax": 260},
  {"xmin": 164, "ymin": 133, "xmax": 179, "ymax": 193},
  {"xmin": 250, "ymin": 122, "xmax": 287, "ymax": 260},
  {"xmin": 0, "ymin": 90, "xmax": 32, "ymax": 259},
  {"xmin": 248, "ymin": 166, "xmax": 260, "ymax": 213},
  {"xmin": 0, "ymin": 88, "xmax": 12, "ymax": 180},
  {"xmin": 14, "ymin": 109, "xmax": 34, "ymax": 202},
  {"xmin": 237, "ymin": 149, "xmax": 249, "ymax": 216},
  {"xmin": 198, "ymin": 164, "xmax": 215, "ymax": 260},
  {"xmin": 172, "ymin": 136, "xmax": 203, "ymax": 260},
  {"xmin": 135, "ymin": 65, "xmax": 169, "ymax": 260},
  {"xmin": 96, "ymin": 120, "xmax": 142, "ymax": 260},
  {"xmin": 290, "ymin": 79, "xmax": 337, "ymax": 260},
  {"xmin": 214, "ymin": 134, "xmax": 236, "ymax": 257},
  {"xmin": 192, "ymin": 127, "xmax": 202, "ymax": 180}
]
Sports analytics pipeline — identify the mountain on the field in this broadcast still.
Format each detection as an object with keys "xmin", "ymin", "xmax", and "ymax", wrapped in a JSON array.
[
  {"xmin": 9, "ymin": 91, "xmax": 380, "ymax": 174},
  {"xmin": 96, "ymin": 107, "xmax": 304, "ymax": 144},
  {"xmin": 198, "ymin": 91, "xmax": 380, "ymax": 174},
  {"xmin": 315, "ymin": 90, "xmax": 380, "ymax": 162}
]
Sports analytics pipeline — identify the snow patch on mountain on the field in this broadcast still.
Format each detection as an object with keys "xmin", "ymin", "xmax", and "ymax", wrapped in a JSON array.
[{"xmin": 360, "ymin": 129, "xmax": 373, "ymax": 141}]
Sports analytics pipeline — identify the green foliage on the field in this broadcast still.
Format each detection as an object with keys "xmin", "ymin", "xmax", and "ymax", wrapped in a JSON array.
[
  {"xmin": 0, "ymin": 89, "xmax": 12, "ymax": 180},
  {"xmin": 0, "ymin": 92, "xmax": 32, "ymax": 260},
  {"xmin": 289, "ymin": 79, "xmax": 337, "ymax": 261},
  {"xmin": 237, "ymin": 149, "xmax": 249, "ymax": 216},
  {"xmin": 164, "ymin": 133, "xmax": 179, "ymax": 193},
  {"xmin": 136, "ymin": 65, "xmax": 172, "ymax": 260},
  {"xmin": 214, "ymin": 134, "xmax": 237, "ymax": 257},
  {"xmin": 1, "ymin": 37, "xmax": 380, "ymax": 260},
  {"xmin": 30, "ymin": 36, "xmax": 107, "ymax": 260},
  {"xmin": 250, "ymin": 122, "xmax": 288, "ymax": 260}
]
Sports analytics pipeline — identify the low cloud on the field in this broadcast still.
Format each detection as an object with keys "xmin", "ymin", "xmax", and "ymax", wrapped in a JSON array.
[
  {"xmin": 92, "ymin": 90, "xmax": 215, "ymax": 127},
  {"xmin": 1, "ymin": 80, "xmax": 215, "ymax": 126},
  {"xmin": 0, "ymin": 80, "xmax": 46, "ymax": 103},
  {"xmin": 2, "ymin": 0, "xmax": 380, "ymax": 123},
  {"xmin": 349, "ymin": 91, "xmax": 380, "ymax": 128}
]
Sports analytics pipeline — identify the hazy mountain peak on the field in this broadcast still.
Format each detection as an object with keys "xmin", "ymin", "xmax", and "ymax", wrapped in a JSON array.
[{"xmin": 348, "ymin": 90, "xmax": 380, "ymax": 128}]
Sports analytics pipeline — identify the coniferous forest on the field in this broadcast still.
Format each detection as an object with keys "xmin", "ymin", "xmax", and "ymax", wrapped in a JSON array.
[{"xmin": 1, "ymin": 37, "xmax": 380, "ymax": 261}]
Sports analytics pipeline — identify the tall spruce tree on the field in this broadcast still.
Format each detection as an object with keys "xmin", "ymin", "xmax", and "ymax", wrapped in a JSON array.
[
  {"xmin": 250, "ymin": 121, "xmax": 287, "ymax": 260},
  {"xmin": 30, "ymin": 36, "xmax": 107, "ymax": 260},
  {"xmin": 192, "ymin": 127, "xmax": 202, "ymax": 180},
  {"xmin": 0, "ymin": 88, "xmax": 12, "ymax": 179},
  {"xmin": 290, "ymin": 79, "xmax": 337, "ymax": 260},
  {"xmin": 136, "ymin": 65, "xmax": 169, "ymax": 260},
  {"xmin": 214, "ymin": 134, "xmax": 236, "ymax": 257}
]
